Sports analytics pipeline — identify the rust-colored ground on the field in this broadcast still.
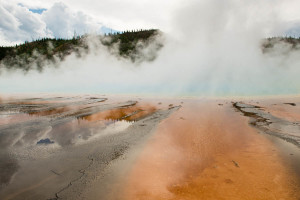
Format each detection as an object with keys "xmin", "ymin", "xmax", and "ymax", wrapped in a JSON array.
[
  {"xmin": 120, "ymin": 100, "xmax": 300, "ymax": 200},
  {"xmin": 82, "ymin": 103, "xmax": 156, "ymax": 122}
]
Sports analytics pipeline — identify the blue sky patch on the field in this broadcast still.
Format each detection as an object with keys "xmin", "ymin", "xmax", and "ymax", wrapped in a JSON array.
[
  {"xmin": 29, "ymin": 8, "xmax": 47, "ymax": 14},
  {"xmin": 18, "ymin": 3, "xmax": 47, "ymax": 14}
]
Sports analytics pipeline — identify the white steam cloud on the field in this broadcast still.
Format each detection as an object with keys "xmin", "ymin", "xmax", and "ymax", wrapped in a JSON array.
[{"xmin": 1, "ymin": 0, "xmax": 300, "ymax": 96}]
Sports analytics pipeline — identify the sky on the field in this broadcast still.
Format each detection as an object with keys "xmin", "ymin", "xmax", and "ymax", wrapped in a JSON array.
[{"xmin": 1, "ymin": 0, "xmax": 300, "ymax": 46}]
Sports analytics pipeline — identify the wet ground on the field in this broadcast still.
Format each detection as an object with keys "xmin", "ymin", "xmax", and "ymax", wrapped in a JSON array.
[
  {"xmin": 0, "ymin": 94, "xmax": 180, "ymax": 199},
  {"xmin": 0, "ymin": 95, "xmax": 300, "ymax": 199}
]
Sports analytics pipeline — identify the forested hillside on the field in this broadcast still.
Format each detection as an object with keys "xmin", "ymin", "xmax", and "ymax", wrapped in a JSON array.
[
  {"xmin": 1, "ymin": 29, "xmax": 299, "ymax": 73},
  {"xmin": 262, "ymin": 37, "xmax": 300, "ymax": 53},
  {"xmin": 0, "ymin": 29, "xmax": 162, "ymax": 72}
]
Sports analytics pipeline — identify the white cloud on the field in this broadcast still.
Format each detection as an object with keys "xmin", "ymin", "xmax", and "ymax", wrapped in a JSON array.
[
  {"xmin": 0, "ymin": 1, "xmax": 51, "ymax": 45},
  {"xmin": 42, "ymin": 2, "xmax": 102, "ymax": 38},
  {"xmin": 0, "ymin": 1, "xmax": 104, "ymax": 45},
  {"xmin": 1, "ymin": 0, "xmax": 300, "ymax": 46},
  {"xmin": 11, "ymin": 0, "xmax": 184, "ymax": 31},
  {"xmin": 11, "ymin": 0, "xmax": 300, "ymax": 32}
]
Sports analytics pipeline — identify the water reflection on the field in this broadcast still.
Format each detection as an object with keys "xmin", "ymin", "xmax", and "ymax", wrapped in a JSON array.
[
  {"xmin": 37, "ymin": 138, "xmax": 55, "ymax": 145},
  {"xmin": 0, "ymin": 97, "xmax": 140, "ymax": 150},
  {"xmin": 0, "ymin": 121, "xmax": 52, "ymax": 149},
  {"xmin": 0, "ymin": 118, "xmax": 133, "ymax": 149},
  {"xmin": 0, "ymin": 95, "xmax": 121, "ymax": 149},
  {"xmin": 0, "ymin": 95, "xmax": 151, "ymax": 192},
  {"xmin": 0, "ymin": 112, "xmax": 37, "ymax": 126},
  {"xmin": 47, "ymin": 118, "xmax": 133, "ymax": 147}
]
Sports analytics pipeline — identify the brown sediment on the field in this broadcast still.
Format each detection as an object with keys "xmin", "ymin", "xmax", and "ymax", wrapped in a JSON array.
[
  {"xmin": 3, "ymin": 98, "xmax": 74, "ymax": 105},
  {"xmin": 120, "ymin": 101, "xmax": 300, "ymax": 200},
  {"xmin": 26, "ymin": 100, "xmax": 105, "ymax": 117},
  {"xmin": 284, "ymin": 103, "xmax": 296, "ymax": 106},
  {"xmin": 28, "ymin": 106, "xmax": 72, "ymax": 116},
  {"xmin": 81, "ymin": 103, "xmax": 157, "ymax": 122},
  {"xmin": 7, "ymin": 101, "xmax": 57, "ymax": 105},
  {"xmin": 232, "ymin": 102, "xmax": 271, "ymax": 126}
]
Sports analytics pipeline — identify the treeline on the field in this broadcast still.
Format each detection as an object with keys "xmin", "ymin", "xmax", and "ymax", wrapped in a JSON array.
[
  {"xmin": 104, "ymin": 29, "xmax": 161, "ymax": 57},
  {"xmin": 0, "ymin": 37, "xmax": 82, "ymax": 61},
  {"xmin": 0, "ymin": 36, "xmax": 86, "ymax": 71},
  {"xmin": 262, "ymin": 36, "xmax": 300, "ymax": 52},
  {"xmin": 0, "ymin": 29, "xmax": 162, "ymax": 72}
]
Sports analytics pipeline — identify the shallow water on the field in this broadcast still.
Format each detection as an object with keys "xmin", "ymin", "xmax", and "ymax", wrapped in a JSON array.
[
  {"xmin": 0, "ymin": 95, "xmax": 147, "ymax": 188},
  {"xmin": 120, "ymin": 100, "xmax": 300, "ymax": 200}
]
